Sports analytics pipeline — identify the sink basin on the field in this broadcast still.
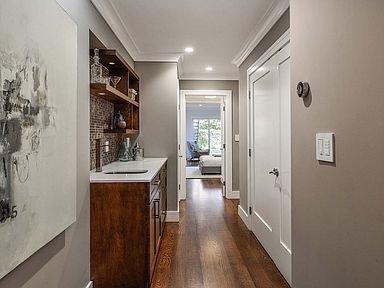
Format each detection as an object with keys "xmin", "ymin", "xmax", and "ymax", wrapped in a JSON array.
[{"xmin": 104, "ymin": 169, "xmax": 148, "ymax": 175}]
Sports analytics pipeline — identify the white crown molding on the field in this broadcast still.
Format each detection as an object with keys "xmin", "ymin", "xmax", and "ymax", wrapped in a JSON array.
[
  {"xmin": 91, "ymin": 0, "xmax": 140, "ymax": 59},
  {"xmin": 180, "ymin": 72, "xmax": 239, "ymax": 81},
  {"xmin": 177, "ymin": 54, "xmax": 184, "ymax": 79},
  {"xmin": 231, "ymin": 0, "xmax": 289, "ymax": 67},
  {"xmin": 91, "ymin": 0, "xmax": 183, "ymax": 63},
  {"xmin": 135, "ymin": 53, "xmax": 183, "ymax": 62}
]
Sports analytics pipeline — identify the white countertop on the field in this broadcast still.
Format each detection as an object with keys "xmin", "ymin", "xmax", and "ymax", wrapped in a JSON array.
[{"xmin": 90, "ymin": 158, "xmax": 167, "ymax": 183}]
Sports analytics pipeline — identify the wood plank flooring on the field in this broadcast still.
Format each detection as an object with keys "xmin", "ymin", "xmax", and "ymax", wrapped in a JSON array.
[{"xmin": 151, "ymin": 179, "xmax": 290, "ymax": 288}]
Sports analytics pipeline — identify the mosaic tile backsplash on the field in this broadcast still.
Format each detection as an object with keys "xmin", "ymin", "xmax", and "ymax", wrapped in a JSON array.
[{"xmin": 90, "ymin": 95, "xmax": 123, "ymax": 170}]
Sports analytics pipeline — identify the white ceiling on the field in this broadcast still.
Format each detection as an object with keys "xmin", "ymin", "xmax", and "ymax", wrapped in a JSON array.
[{"xmin": 91, "ymin": 0, "xmax": 289, "ymax": 80}]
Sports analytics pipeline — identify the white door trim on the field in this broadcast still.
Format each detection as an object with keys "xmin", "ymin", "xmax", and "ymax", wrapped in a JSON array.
[
  {"xmin": 178, "ymin": 90, "xmax": 233, "ymax": 201},
  {"xmin": 238, "ymin": 204, "xmax": 250, "ymax": 229},
  {"xmin": 246, "ymin": 29, "xmax": 290, "ymax": 219},
  {"xmin": 83, "ymin": 281, "xmax": 93, "ymax": 288}
]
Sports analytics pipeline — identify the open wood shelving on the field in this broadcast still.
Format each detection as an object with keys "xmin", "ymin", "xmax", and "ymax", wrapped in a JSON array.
[
  {"xmin": 103, "ymin": 128, "xmax": 139, "ymax": 135},
  {"xmin": 90, "ymin": 83, "xmax": 139, "ymax": 107},
  {"xmin": 90, "ymin": 33, "xmax": 140, "ymax": 135}
]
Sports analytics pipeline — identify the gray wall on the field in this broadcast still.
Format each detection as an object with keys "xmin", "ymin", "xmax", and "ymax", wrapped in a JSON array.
[
  {"xmin": 135, "ymin": 62, "xmax": 179, "ymax": 211},
  {"xmin": 238, "ymin": 9, "xmax": 290, "ymax": 210},
  {"xmin": 179, "ymin": 80, "xmax": 240, "ymax": 191},
  {"xmin": 0, "ymin": 0, "xmax": 134, "ymax": 287},
  {"xmin": 291, "ymin": 1, "xmax": 384, "ymax": 287}
]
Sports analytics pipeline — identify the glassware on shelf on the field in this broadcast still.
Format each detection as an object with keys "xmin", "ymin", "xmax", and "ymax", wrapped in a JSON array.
[
  {"xmin": 128, "ymin": 88, "xmax": 138, "ymax": 101},
  {"xmin": 134, "ymin": 147, "xmax": 144, "ymax": 161},
  {"xmin": 110, "ymin": 76, "xmax": 121, "ymax": 89},
  {"xmin": 90, "ymin": 48, "xmax": 109, "ymax": 84}
]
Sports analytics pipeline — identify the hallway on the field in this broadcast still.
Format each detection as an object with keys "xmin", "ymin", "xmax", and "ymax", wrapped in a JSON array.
[{"xmin": 151, "ymin": 179, "xmax": 289, "ymax": 288}]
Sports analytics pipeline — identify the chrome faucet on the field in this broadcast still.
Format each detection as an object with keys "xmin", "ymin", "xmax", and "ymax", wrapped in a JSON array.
[{"xmin": 95, "ymin": 139, "xmax": 109, "ymax": 172}]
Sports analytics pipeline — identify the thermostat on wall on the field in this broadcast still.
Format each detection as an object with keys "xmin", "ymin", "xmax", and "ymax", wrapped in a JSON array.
[{"xmin": 316, "ymin": 133, "xmax": 335, "ymax": 162}]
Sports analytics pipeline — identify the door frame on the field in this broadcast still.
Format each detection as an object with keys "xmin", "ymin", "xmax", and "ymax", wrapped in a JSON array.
[
  {"xmin": 178, "ymin": 90, "xmax": 233, "ymax": 201},
  {"xmin": 246, "ymin": 30, "xmax": 290, "ymax": 220}
]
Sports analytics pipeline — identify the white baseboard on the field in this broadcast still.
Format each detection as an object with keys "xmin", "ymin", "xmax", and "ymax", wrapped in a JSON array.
[
  {"xmin": 238, "ymin": 205, "xmax": 250, "ymax": 230},
  {"xmin": 166, "ymin": 210, "xmax": 179, "ymax": 222},
  {"xmin": 226, "ymin": 190, "xmax": 240, "ymax": 199},
  {"xmin": 84, "ymin": 281, "xmax": 93, "ymax": 288}
]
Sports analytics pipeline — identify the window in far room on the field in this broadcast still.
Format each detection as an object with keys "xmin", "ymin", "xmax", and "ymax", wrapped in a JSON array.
[{"xmin": 193, "ymin": 118, "xmax": 221, "ymax": 155}]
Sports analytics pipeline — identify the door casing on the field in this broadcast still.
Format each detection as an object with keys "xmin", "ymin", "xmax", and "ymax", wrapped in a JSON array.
[{"xmin": 178, "ymin": 90, "xmax": 233, "ymax": 201}]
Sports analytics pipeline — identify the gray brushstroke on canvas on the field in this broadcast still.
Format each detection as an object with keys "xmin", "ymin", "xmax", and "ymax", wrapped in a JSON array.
[{"xmin": 0, "ymin": 48, "xmax": 55, "ymax": 223}]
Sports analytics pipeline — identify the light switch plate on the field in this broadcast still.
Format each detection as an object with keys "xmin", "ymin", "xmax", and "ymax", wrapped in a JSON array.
[
  {"xmin": 234, "ymin": 134, "xmax": 240, "ymax": 142},
  {"xmin": 316, "ymin": 133, "xmax": 334, "ymax": 162}
]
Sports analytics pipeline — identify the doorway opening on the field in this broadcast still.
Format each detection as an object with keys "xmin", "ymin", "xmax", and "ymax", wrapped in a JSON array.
[
  {"xmin": 186, "ymin": 100, "xmax": 222, "ymax": 179},
  {"xmin": 178, "ymin": 90, "xmax": 233, "ymax": 200},
  {"xmin": 247, "ymin": 31, "xmax": 291, "ymax": 284}
]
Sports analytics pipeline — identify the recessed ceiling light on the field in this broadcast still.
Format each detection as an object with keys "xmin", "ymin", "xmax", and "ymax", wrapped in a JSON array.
[
  {"xmin": 205, "ymin": 66, "xmax": 213, "ymax": 71},
  {"xmin": 205, "ymin": 96, "xmax": 217, "ymax": 99},
  {"xmin": 109, "ymin": 62, "xmax": 115, "ymax": 65},
  {"xmin": 199, "ymin": 104, "xmax": 203, "ymax": 107},
  {"xmin": 184, "ymin": 47, "xmax": 194, "ymax": 53}
]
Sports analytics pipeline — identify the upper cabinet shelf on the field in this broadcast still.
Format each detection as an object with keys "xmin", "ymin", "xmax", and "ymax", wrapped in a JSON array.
[
  {"xmin": 90, "ymin": 49, "xmax": 139, "ymax": 81},
  {"xmin": 90, "ymin": 31, "xmax": 140, "ymax": 135},
  {"xmin": 90, "ymin": 83, "xmax": 139, "ymax": 107}
]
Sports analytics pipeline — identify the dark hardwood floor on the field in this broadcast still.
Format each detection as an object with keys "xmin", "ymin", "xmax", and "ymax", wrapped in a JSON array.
[{"xmin": 151, "ymin": 179, "xmax": 290, "ymax": 288}]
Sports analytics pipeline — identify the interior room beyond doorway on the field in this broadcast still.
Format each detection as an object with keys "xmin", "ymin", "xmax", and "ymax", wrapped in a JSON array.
[{"xmin": 186, "ymin": 98, "xmax": 223, "ymax": 180}]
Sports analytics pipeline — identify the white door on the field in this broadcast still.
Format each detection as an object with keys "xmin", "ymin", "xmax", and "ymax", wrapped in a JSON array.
[
  {"xmin": 250, "ymin": 43, "xmax": 291, "ymax": 284},
  {"xmin": 178, "ymin": 90, "xmax": 187, "ymax": 201},
  {"xmin": 220, "ymin": 98, "xmax": 226, "ymax": 196}
]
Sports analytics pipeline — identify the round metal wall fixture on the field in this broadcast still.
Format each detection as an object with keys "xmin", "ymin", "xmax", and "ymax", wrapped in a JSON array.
[{"xmin": 297, "ymin": 81, "xmax": 310, "ymax": 98}]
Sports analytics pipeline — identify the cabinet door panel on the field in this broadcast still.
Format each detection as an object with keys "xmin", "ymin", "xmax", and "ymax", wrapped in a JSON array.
[
  {"xmin": 149, "ymin": 198, "xmax": 156, "ymax": 277},
  {"xmin": 160, "ymin": 189, "xmax": 166, "ymax": 234},
  {"xmin": 154, "ymin": 199, "xmax": 161, "ymax": 252}
]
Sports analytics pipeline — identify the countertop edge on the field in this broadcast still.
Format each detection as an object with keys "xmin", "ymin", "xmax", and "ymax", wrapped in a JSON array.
[{"xmin": 89, "ymin": 158, "xmax": 167, "ymax": 183}]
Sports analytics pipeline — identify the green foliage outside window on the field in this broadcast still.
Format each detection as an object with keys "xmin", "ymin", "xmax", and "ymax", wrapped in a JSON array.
[{"xmin": 193, "ymin": 119, "xmax": 221, "ymax": 154}]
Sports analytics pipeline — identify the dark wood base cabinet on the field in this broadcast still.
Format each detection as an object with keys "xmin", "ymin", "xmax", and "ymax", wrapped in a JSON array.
[{"xmin": 91, "ymin": 162, "xmax": 167, "ymax": 288}]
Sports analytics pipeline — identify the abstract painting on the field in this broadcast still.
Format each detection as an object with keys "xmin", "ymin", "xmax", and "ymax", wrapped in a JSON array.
[{"xmin": 0, "ymin": 0, "xmax": 77, "ymax": 278}]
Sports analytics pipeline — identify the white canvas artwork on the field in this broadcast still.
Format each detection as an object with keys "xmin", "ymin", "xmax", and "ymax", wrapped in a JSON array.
[{"xmin": 0, "ymin": 0, "xmax": 77, "ymax": 279}]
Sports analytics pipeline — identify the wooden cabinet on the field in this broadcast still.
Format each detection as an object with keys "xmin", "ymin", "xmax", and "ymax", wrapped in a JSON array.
[{"xmin": 91, "ymin": 162, "xmax": 167, "ymax": 288}]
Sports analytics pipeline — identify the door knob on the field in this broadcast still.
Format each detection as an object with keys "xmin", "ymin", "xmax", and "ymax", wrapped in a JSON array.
[{"xmin": 268, "ymin": 168, "xmax": 279, "ymax": 177}]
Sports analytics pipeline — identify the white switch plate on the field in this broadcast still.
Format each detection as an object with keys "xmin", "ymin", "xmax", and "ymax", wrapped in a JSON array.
[
  {"xmin": 316, "ymin": 133, "xmax": 334, "ymax": 162},
  {"xmin": 234, "ymin": 134, "xmax": 240, "ymax": 142}
]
